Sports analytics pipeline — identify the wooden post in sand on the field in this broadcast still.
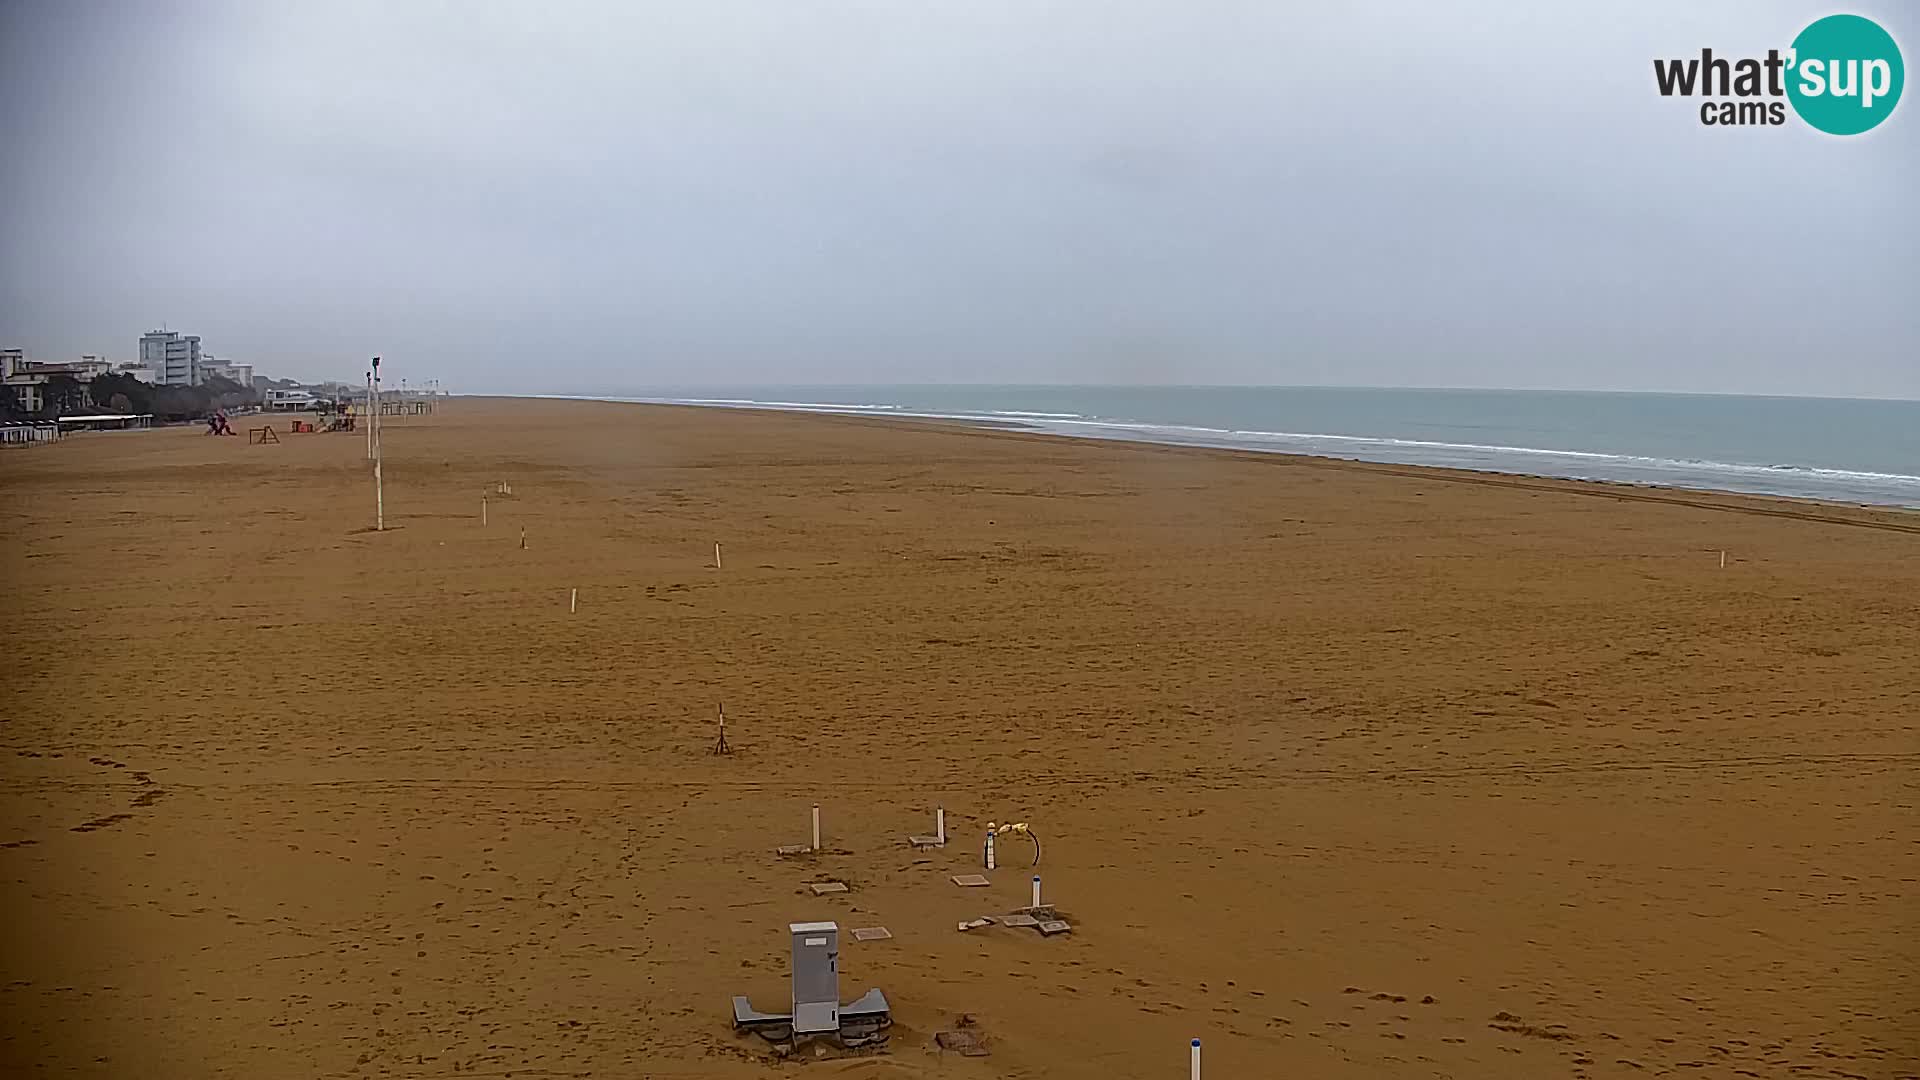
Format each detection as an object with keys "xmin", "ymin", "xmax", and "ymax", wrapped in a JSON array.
[
  {"xmin": 482, "ymin": 496, "xmax": 488, "ymax": 526},
  {"xmin": 520, "ymin": 527, "xmax": 526, "ymax": 550},
  {"xmin": 1720, "ymin": 550, "xmax": 1727, "ymax": 569},
  {"xmin": 715, "ymin": 542, "xmax": 723, "ymax": 570},
  {"xmin": 570, "ymin": 587, "xmax": 577, "ymax": 613},
  {"xmin": 811, "ymin": 804, "xmax": 821, "ymax": 851}
]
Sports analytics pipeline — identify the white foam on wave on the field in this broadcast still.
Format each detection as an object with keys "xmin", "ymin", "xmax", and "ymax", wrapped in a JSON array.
[
  {"xmin": 1060, "ymin": 420, "xmax": 1920, "ymax": 486},
  {"xmin": 573, "ymin": 394, "xmax": 1920, "ymax": 505}
]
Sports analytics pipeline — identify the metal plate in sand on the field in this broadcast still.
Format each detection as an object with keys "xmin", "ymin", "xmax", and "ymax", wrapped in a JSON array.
[
  {"xmin": 850, "ymin": 926, "xmax": 892, "ymax": 941},
  {"xmin": 1038, "ymin": 920, "xmax": 1071, "ymax": 935},
  {"xmin": 950, "ymin": 874, "xmax": 991, "ymax": 887},
  {"xmin": 775, "ymin": 844, "xmax": 811, "ymax": 856},
  {"xmin": 999, "ymin": 913, "xmax": 1040, "ymax": 928},
  {"xmin": 808, "ymin": 881, "xmax": 849, "ymax": 895}
]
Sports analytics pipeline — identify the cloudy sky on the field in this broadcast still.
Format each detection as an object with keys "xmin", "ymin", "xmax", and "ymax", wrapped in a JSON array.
[{"xmin": 1, "ymin": 1, "xmax": 1914, "ymax": 396}]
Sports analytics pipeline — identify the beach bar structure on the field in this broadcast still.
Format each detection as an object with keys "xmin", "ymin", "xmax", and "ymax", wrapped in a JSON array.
[
  {"xmin": 54, "ymin": 414, "xmax": 155, "ymax": 432},
  {"xmin": 0, "ymin": 421, "xmax": 63, "ymax": 446}
]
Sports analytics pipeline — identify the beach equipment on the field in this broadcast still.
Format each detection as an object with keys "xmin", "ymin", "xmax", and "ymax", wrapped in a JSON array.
[
  {"xmin": 775, "ymin": 803, "xmax": 822, "ymax": 856},
  {"xmin": 908, "ymin": 806, "xmax": 946, "ymax": 849},
  {"xmin": 732, "ymin": 921, "xmax": 891, "ymax": 1047},
  {"xmin": 984, "ymin": 820, "xmax": 1041, "ymax": 867}
]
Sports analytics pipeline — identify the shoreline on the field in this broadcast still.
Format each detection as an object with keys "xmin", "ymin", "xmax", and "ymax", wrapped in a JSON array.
[{"xmin": 490, "ymin": 395, "xmax": 1920, "ymax": 533}]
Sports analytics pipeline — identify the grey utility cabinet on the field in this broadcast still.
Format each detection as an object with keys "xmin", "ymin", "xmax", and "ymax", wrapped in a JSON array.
[{"xmin": 789, "ymin": 921, "xmax": 840, "ymax": 1034}]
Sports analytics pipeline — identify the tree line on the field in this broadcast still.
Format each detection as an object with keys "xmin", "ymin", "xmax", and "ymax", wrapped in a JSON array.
[{"xmin": 0, "ymin": 372, "xmax": 260, "ymax": 423}]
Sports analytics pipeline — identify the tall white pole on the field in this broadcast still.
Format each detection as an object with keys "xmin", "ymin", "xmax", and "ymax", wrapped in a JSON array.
[
  {"xmin": 372, "ymin": 357, "xmax": 384, "ymax": 532},
  {"xmin": 1190, "ymin": 1039, "xmax": 1200, "ymax": 1080},
  {"xmin": 936, "ymin": 806, "xmax": 946, "ymax": 846},
  {"xmin": 1031, "ymin": 875, "xmax": 1042, "ymax": 909},
  {"xmin": 811, "ymin": 804, "xmax": 821, "ymax": 851},
  {"xmin": 364, "ymin": 372, "xmax": 373, "ymax": 459}
]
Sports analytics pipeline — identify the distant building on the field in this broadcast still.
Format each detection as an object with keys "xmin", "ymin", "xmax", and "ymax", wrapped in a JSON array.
[
  {"xmin": 202, "ymin": 357, "xmax": 254, "ymax": 388},
  {"xmin": 264, "ymin": 388, "xmax": 318, "ymax": 411},
  {"xmin": 1, "ymin": 350, "xmax": 101, "ymax": 413},
  {"xmin": 3, "ymin": 347, "xmax": 45, "ymax": 411},
  {"xmin": 115, "ymin": 361, "xmax": 160, "ymax": 383},
  {"xmin": 139, "ymin": 329, "xmax": 204, "ymax": 386},
  {"xmin": 41, "ymin": 357, "xmax": 115, "ymax": 380}
]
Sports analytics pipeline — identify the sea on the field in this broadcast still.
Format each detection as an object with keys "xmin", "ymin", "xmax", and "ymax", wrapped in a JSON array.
[{"xmin": 578, "ymin": 386, "xmax": 1920, "ymax": 510}]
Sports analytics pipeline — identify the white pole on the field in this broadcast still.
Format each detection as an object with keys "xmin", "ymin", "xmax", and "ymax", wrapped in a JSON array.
[
  {"xmin": 1031, "ymin": 875, "xmax": 1041, "ymax": 909},
  {"xmin": 1190, "ymin": 1038, "xmax": 1200, "ymax": 1080},
  {"xmin": 364, "ymin": 372, "xmax": 373, "ymax": 459},
  {"xmin": 570, "ymin": 587, "xmax": 577, "ymax": 613},
  {"xmin": 715, "ymin": 542, "xmax": 722, "ymax": 570},
  {"xmin": 985, "ymin": 830, "xmax": 996, "ymax": 871},
  {"xmin": 371, "ymin": 358, "xmax": 384, "ymax": 532},
  {"xmin": 1720, "ymin": 550, "xmax": 1727, "ymax": 569},
  {"xmin": 811, "ymin": 804, "xmax": 821, "ymax": 851},
  {"xmin": 936, "ymin": 806, "xmax": 946, "ymax": 846},
  {"xmin": 482, "ymin": 497, "xmax": 487, "ymax": 526}
]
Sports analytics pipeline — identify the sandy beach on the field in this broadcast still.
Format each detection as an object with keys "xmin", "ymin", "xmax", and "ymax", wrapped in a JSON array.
[{"xmin": 1, "ymin": 396, "xmax": 1914, "ymax": 1079}]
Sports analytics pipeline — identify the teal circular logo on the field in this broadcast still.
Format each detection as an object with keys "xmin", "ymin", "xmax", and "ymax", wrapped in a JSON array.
[{"xmin": 1787, "ymin": 14, "xmax": 1904, "ymax": 135}]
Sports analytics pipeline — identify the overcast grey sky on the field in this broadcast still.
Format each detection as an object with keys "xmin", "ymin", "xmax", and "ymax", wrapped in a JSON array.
[{"xmin": 1, "ymin": 1, "xmax": 1914, "ymax": 396}]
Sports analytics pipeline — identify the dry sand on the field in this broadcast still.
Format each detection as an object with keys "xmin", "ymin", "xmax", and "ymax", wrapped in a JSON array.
[{"xmin": 1, "ymin": 397, "xmax": 1915, "ymax": 1079}]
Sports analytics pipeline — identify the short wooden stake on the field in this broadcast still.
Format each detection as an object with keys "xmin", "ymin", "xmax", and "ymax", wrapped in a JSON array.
[
  {"xmin": 714, "ymin": 542, "xmax": 722, "ymax": 570},
  {"xmin": 1720, "ymin": 550, "xmax": 1727, "ymax": 569},
  {"xmin": 482, "ymin": 497, "xmax": 488, "ymax": 526},
  {"xmin": 937, "ymin": 806, "xmax": 946, "ymax": 846},
  {"xmin": 570, "ymin": 587, "xmax": 577, "ymax": 613},
  {"xmin": 811, "ymin": 804, "xmax": 821, "ymax": 851},
  {"xmin": 520, "ymin": 527, "xmax": 526, "ymax": 550}
]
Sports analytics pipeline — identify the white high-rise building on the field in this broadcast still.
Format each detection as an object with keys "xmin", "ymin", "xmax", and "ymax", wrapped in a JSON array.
[{"xmin": 139, "ymin": 330, "xmax": 204, "ymax": 386}]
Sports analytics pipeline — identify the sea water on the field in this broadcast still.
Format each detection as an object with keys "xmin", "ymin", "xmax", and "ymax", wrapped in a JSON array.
[{"xmin": 583, "ymin": 385, "xmax": 1920, "ymax": 509}]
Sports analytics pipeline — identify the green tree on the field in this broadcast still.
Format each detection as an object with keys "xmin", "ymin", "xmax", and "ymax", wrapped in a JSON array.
[
  {"xmin": 41, "ymin": 374, "xmax": 88, "ymax": 416},
  {"xmin": 88, "ymin": 373, "xmax": 153, "ymax": 414}
]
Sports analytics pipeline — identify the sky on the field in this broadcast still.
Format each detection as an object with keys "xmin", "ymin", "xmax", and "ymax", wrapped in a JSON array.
[{"xmin": 0, "ymin": 1, "xmax": 1915, "ymax": 397}]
